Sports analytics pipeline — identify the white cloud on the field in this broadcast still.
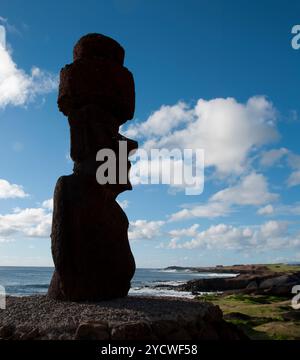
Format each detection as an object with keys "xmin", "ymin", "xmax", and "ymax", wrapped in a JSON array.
[
  {"xmin": 168, "ymin": 224, "xmax": 199, "ymax": 239},
  {"xmin": 0, "ymin": 25, "xmax": 57, "ymax": 109},
  {"xmin": 42, "ymin": 198, "xmax": 53, "ymax": 211},
  {"xmin": 164, "ymin": 220, "xmax": 295, "ymax": 251},
  {"xmin": 259, "ymin": 220, "xmax": 288, "ymax": 238},
  {"xmin": 128, "ymin": 219, "xmax": 165, "ymax": 241},
  {"xmin": 260, "ymin": 148, "xmax": 289, "ymax": 167},
  {"xmin": 125, "ymin": 102, "xmax": 193, "ymax": 138},
  {"xmin": 117, "ymin": 199, "xmax": 129, "ymax": 209},
  {"xmin": 257, "ymin": 204, "xmax": 274, "ymax": 215},
  {"xmin": 285, "ymin": 152, "xmax": 300, "ymax": 187},
  {"xmin": 0, "ymin": 204, "xmax": 52, "ymax": 241},
  {"xmin": 170, "ymin": 172, "xmax": 277, "ymax": 221},
  {"xmin": 211, "ymin": 172, "xmax": 278, "ymax": 206},
  {"xmin": 287, "ymin": 170, "xmax": 300, "ymax": 187},
  {"xmin": 127, "ymin": 96, "xmax": 278, "ymax": 176},
  {"xmin": 129, "ymin": 150, "xmax": 204, "ymax": 195},
  {"xmin": 288, "ymin": 153, "xmax": 300, "ymax": 169},
  {"xmin": 0, "ymin": 24, "xmax": 5, "ymax": 48},
  {"xmin": 258, "ymin": 203, "xmax": 300, "ymax": 217},
  {"xmin": 0, "ymin": 179, "xmax": 28, "ymax": 199},
  {"xmin": 169, "ymin": 201, "xmax": 230, "ymax": 221}
]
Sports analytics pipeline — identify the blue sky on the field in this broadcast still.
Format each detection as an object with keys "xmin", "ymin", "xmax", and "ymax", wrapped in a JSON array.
[{"xmin": 0, "ymin": 0, "xmax": 300, "ymax": 267}]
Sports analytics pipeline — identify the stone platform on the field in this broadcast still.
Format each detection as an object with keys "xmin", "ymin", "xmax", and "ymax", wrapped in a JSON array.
[{"xmin": 0, "ymin": 295, "xmax": 247, "ymax": 340}]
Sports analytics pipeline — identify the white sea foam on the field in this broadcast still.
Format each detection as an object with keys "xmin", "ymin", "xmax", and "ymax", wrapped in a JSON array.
[{"xmin": 129, "ymin": 286, "xmax": 195, "ymax": 299}]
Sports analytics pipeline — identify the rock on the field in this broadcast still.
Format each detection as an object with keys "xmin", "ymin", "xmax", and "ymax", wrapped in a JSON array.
[
  {"xmin": 75, "ymin": 321, "xmax": 110, "ymax": 340},
  {"xmin": 282, "ymin": 311, "xmax": 300, "ymax": 321},
  {"xmin": 151, "ymin": 320, "xmax": 180, "ymax": 339},
  {"xmin": 215, "ymin": 321, "xmax": 249, "ymax": 340},
  {"xmin": 0, "ymin": 295, "xmax": 247, "ymax": 340},
  {"xmin": 0, "ymin": 324, "xmax": 15, "ymax": 339},
  {"xmin": 175, "ymin": 272, "xmax": 300, "ymax": 296},
  {"xmin": 48, "ymin": 175, "xmax": 135, "ymax": 301},
  {"xmin": 246, "ymin": 280, "xmax": 258, "ymax": 289},
  {"xmin": 257, "ymin": 273, "xmax": 300, "ymax": 297},
  {"xmin": 58, "ymin": 59, "xmax": 135, "ymax": 121},
  {"xmin": 48, "ymin": 33, "xmax": 137, "ymax": 301},
  {"xmin": 195, "ymin": 320, "xmax": 219, "ymax": 340},
  {"xmin": 19, "ymin": 328, "xmax": 40, "ymax": 340},
  {"xmin": 73, "ymin": 33, "xmax": 125, "ymax": 65},
  {"xmin": 111, "ymin": 321, "xmax": 155, "ymax": 341},
  {"xmin": 223, "ymin": 312, "xmax": 252, "ymax": 321},
  {"xmin": 165, "ymin": 327, "xmax": 191, "ymax": 341}
]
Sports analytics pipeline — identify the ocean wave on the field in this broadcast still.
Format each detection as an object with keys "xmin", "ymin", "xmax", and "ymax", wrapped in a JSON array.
[
  {"xmin": 129, "ymin": 286, "xmax": 195, "ymax": 298},
  {"xmin": 151, "ymin": 280, "xmax": 186, "ymax": 286},
  {"xmin": 6, "ymin": 284, "xmax": 49, "ymax": 289},
  {"xmin": 195, "ymin": 273, "xmax": 238, "ymax": 278}
]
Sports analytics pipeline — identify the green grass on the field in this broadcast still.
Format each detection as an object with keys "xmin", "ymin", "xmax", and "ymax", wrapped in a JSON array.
[
  {"xmin": 265, "ymin": 263, "xmax": 300, "ymax": 273},
  {"xmin": 197, "ymin": 293, "xmax": 300, "ymax": 340}
]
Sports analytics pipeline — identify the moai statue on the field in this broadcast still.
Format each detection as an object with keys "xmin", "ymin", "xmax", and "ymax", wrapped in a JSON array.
[{"xmin": 48, "ymin": 34, "xmax": 137, "ymax": 301}]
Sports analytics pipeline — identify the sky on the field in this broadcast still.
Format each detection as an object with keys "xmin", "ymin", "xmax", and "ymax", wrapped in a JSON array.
[{"xmin": 0, "ymin": 0, "xmax": 300, "ymax": 268}]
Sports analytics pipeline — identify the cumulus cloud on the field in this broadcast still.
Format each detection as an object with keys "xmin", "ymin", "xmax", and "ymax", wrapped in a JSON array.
[
  {"xmin": 42, "ymin": 198, "xmax": 53, "ymax": 211},
  {"xmin": 258, "ymin": 203, "xmax": 300, "ymax": 217},
  {"xmin": 257, "ymin": 149, "xmax": 300, "ymax": 188},
  {"xmin": 257, "ymin": 204, "xmax": 274, "ymax": 215},
  {"xmin": 0, "ymin": 205, "xmax": 52, "ymax": 241},
  {"xmin": 170, "ymin": 172, "xmax": 277, "ymax": 221},
  {"xmin": 164, "ymin": 220, "xmax": 296, "ymax": 251},
  {"xmin": 285, "ymin": 152, "xmax": 300, "ymax": 187},
  {"xmin": 126, "ymin": 96, "xmax": 278, "ymax": 176},
  {"xmin": 168, "ymin": 224, "xmax": 199, "ymax": 239},
  {"xmin": 0, "ymin": 25, "xmax": 57, "ymax": 109},
  {"xmin": 260, "ymin": 148, "xmax": 289, "ymax": 167},
  {"xmin": 169, "ymin": 201, "xmax": 230, "ymax": 221},
  {"xmin": 128, "ymin": 220, "xmax": 165, "ymax": 241},
  {"xmin": 0, "ymin": 179, "xmax": 28, "ymax": 199},
  {"xmin": 210, "ymin": 172, "xmax": 278, "ymax": 206},
  {"xmin": 287, "ymin": 170, "xmax": 300, "ymax": 187},
  {"xmin": 125, "ymin": 102, "xmax": 193, "ymax": 138}
]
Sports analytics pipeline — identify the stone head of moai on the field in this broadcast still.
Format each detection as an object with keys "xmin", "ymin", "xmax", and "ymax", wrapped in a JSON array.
[
  {"xmin": 48, "ymin": 34, "xmax": 137, "ymax": 301},
  {"xmin": 58, "ymin": 33, "xmax": 138, "ymax": 194}
]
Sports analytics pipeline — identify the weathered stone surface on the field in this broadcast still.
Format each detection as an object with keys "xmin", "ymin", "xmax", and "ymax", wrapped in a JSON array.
[
  {"xmin": 75, "ymin": 321, "xmax": 110, "ymax": 340},
  {"xmin": 58, "ymin": 59, "xmax": 135, "ymax": 121},
  {"xmin": 0, "ymin": 296, "xmax": 248, "ymax": 340},
  {"xmin": 0, "ymin": 324, "xmax": 15, "ymax": 338},
  {"xmin": 169, "ymin": 272, "xmax": 300, "ymax": 297},
  {"xmin": 111, "ymin": 321, "xmax": 155, "ymax": 341},
  {"xmin": 48, "ymin": 33, "xmax": 137, "ymax": 301},
  {"xmin": 73, "ymin": 33, "xmax": 125, "ymax": 65},
  {"xmin": 48, "ymin": 175, "xmax": 135, "ymax": 301}
]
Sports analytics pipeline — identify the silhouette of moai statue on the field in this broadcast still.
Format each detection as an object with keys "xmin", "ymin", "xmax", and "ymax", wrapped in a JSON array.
[{"xmin": 48, "ymin": 34, "xmax": 137, "ymax": 301}]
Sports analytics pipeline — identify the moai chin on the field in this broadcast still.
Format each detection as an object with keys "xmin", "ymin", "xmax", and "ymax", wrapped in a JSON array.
[{"xmin": 48, "ymin": 34, "xmax": 137, "ymax": 301}]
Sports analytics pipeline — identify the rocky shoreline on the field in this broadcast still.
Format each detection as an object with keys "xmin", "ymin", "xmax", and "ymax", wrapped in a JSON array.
[
  {"xmin": 160, "ymin": 264, "xmax": 300, "ymax": 297},
  {"xmin": 0, "ymin": 295, "xmax": 246, "ymax": 340}
]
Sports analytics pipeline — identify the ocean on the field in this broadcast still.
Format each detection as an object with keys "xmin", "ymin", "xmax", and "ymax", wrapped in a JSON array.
[{"xmin": 0, "ymin": 267, "xmax": 236, "ymax": 298}]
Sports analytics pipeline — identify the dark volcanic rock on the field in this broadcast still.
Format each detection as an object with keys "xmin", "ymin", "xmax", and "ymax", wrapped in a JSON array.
[
  {"xmin": 256, "ymin": 272, "xmax": 300, "ymax": 297},
  {"xmin": 73, "ymin": 33, "xmax": 125, "ymax": 65},
  {"xmin": 58, "ymin": 58, "xmax": 135, "ymax": 121},
  {"xmin": 48, "ymin": 33, "xmax": 137, "ymax": 301},
  {"xmin": 282, "ymin": 311, "xmax": 300, "ymax": 322},
  {"xmin": 174, "ymin": 272, "xmax": 300, "ymax": 297},
  {"xmin": 0, "ymin": 296, "xmax": 248, "ymax": 340},
  {"xmin": 48, "ymin": 175, "xmax": 135, "ymax": 301}
]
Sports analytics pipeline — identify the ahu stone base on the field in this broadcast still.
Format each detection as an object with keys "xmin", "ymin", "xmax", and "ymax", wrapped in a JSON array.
[{"xmin": 0, "ymin": 295, "xmax": 247, "ymax": 340}]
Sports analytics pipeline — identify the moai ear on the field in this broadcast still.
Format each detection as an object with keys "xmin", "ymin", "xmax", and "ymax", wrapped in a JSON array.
[{"xmin": 68, "ymin": 108, "xmax": 91, "ymax": 162}]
